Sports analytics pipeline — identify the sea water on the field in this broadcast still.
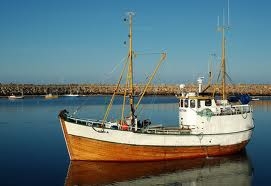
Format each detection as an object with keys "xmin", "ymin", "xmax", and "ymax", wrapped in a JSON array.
[{"xmin": 0, "ymin": 96, "xmax": 270, "ymax": 185}]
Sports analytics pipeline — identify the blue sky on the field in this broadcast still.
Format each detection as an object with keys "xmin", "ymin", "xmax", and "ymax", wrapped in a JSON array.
[{"xmin": 0, "ymin": 0, "xmax": 270, "ymax": 84}]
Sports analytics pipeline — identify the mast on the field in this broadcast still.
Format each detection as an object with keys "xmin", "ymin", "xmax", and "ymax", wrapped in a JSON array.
[
  {"xmin": 127, "ymin": 12, "xmax": 135, "ymax": 124},
  {"xmin": 102, "ymin": 12, "xmax": 135, "ymax": 126},
  {"xmin": 218, "ymin": 4, "xmax": 229, "ymax": 100},
  {"xmin": 221, "ymin": 26, "xmax": 226, "ymax": 100}
]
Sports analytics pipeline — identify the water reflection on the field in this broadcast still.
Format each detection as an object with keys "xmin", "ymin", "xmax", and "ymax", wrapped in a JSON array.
[
  {"xmin": 252, "ymin": 100, "xmax": 271, "ymax": 112},
  {"xmin": 65, "ymin": 151, "xmax": 252, "ymax": 186}
]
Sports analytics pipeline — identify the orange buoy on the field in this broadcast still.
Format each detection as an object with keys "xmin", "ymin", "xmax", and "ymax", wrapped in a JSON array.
[{"xmin": 121, "ymin": 124, "xmax": 129, "ymax": 131}]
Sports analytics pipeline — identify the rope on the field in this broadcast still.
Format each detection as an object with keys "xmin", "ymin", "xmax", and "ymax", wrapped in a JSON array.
[{"xmin": 92, "ymin": 125, "xmax": 106, "ymax": 133}]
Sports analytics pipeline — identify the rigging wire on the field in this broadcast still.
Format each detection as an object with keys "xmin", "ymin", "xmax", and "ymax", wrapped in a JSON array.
[
  {"xmin": 135, "ymin": 52, "xmax": 166, "ymax": 56},
  {"xmin": 135, "ymin": 53, "xmax": 166, "ymax": 110},
  {"xmin": 148, "ymin": 82, "xmax": 160, "ymax": 122},
  {"xmin": 103, "ymin": 56, "xmax": 128, "ymax": 81},
  {"xmin": 71, "ymin": 57, "xmax": 128, "ymax": 117},
  {"xmin": 102, "ymin": 57, "xmax": 130, "ymax": 124},
  {"xmin": 72, "ymin": 51, "xmax": 165, "ymax": 120},
  {"xmin": 133, "ymin": 52, "xmax": 165, "ymax": 117},
  {"xmin": 135, "ymin": 71, "xmax": 162, "ymax": 123}
]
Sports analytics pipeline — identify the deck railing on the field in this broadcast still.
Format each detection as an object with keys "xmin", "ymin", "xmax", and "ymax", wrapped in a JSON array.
[{"xmin": 220, "ymin": 104, "xmax": 252, "ymax": 116}]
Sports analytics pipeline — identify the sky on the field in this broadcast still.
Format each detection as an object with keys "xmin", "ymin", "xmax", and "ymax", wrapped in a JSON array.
[{"xmin": 0, "ymin": 0, "xmax": 270, "ymax": 84}]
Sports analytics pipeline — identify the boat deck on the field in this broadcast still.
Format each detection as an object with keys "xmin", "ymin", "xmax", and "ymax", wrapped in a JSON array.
[
  {"xmin": 59, "ymin": 110, "xmax": 191, "ymax": 135},
  {"xmin": 142, "ymin": 127, "xmax": 191, "ymax": 135}
]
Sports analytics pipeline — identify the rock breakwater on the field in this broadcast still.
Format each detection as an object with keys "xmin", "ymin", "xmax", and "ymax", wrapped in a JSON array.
[{"xmin": 0, "ymin": 83, "xmax": 270, "ymax": 97}]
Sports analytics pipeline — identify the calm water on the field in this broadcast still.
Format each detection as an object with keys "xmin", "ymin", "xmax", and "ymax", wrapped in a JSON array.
[{"xmin": 0, "ymin": 96, "xmax": 270, "ymax": 185}]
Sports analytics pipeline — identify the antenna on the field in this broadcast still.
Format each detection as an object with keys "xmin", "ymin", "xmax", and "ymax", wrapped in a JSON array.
[
  {"xmin": 217, "ymin": 1, "xmax": 231, "ymax": 100},
  {"xmin": 223, "ymin": 8, "xmax": 225, "ymax": 26},
  {"xmin": 228, "ymin": 0, "xmax": 230, "ymax": 26},
  {"xmin": 217, "ymin": 0, "xmax": 230, "ymax": 29}
]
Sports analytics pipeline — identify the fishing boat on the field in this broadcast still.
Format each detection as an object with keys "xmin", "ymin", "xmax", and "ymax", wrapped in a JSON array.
[
  {"xmin": 8, "ymin": 90, "xmax": 24, "ymax": 99},
  {"xmin": 251, "ymin": 96, "xmax": 260, "ymax": 101},
  {"xmin": 8, "ymin": 94, "xmax": 24, "ymax": 99},
  {"xmin": 58, "ymin": 12, "xmax": 254, "ymax": 161},
  {"xmin": 45, "ymin": 93, "xmax": 58, "ymax": 99},
  {"xmin": 64, "ymin": 93, "xmax": 79, "ymax": 97}
]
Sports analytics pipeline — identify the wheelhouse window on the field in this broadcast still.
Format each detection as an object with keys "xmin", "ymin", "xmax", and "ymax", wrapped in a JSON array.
[
  {"xmin": 205, "ymin": 99, "xmax": 212, "ymax": 106},
  {"xmin": 190, "ymin": 99, "xmax": 195, "ymax": 108},
  {"xmin": 198, "ymin": 100, "xmax": 201, "ymax": 108},
  {"xmin": 184, "ymin": 99, "xmax": 188, "ymax": 108},
  {"xmin": 180, "ymin": 99, "xmax": 183, "ymax": 107}
]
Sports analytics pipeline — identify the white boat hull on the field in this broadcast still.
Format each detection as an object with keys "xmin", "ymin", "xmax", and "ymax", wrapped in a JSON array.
[
  {"xmin": 8, "ymin": 95, "xmax": 24, "ymax": 99},
  {"xmin": 64, "ymin": 120, "xmax": 252, "ymax": 147}
]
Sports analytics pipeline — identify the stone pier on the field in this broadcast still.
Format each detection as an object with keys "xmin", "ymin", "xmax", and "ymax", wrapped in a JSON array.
[{"xmin": 0, "ymin": 83, "xmax": 271, "ymax": 96}]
